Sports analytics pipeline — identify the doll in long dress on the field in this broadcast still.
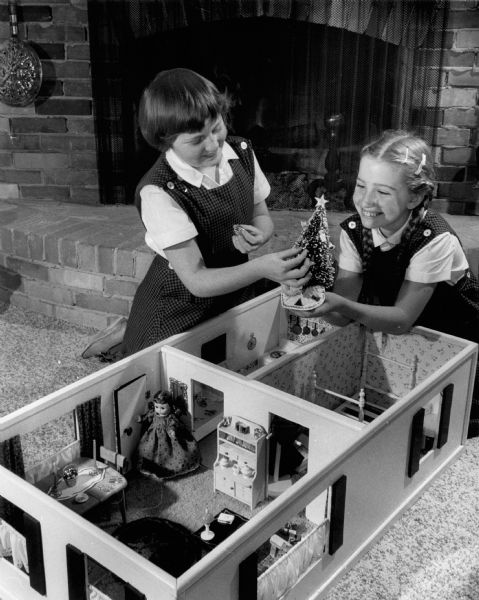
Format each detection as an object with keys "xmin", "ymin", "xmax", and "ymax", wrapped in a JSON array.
[{"xmin": 136, "ymin": 390, "xmax": 201, "ymax": 479}]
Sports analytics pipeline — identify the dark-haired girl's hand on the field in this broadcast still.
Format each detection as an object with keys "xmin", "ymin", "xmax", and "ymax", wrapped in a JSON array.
[
  {"xmin": 232, "ymin": 223, "xmax": 265, "ymax": 254},
  {"xmin": 257, "ymin": 247, "xmax": 311, "ymax": 283}
]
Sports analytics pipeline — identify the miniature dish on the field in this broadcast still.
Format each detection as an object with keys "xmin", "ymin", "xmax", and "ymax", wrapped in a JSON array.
[
  {"xmin": 281, "ymin": 284, "xmax": 326, "ymax": 311},
  {"xmin": 74, "ymin": 492, "xmax": 89, "ymax": 504}
]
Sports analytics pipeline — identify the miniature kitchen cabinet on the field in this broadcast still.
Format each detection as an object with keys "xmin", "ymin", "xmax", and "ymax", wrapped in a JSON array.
[{"xmin": 214, "ymin": 415, "xmax": 267, "ymax": 509}]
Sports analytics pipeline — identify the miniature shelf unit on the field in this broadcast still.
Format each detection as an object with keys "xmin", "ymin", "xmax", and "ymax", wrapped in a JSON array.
[
  {"xmin": 0, "ymin": 288, "xmax": 477, "ymax": 600},
  {"xmin": 214, "ymin": 416, "xmax": 268, "ymax": 509}
]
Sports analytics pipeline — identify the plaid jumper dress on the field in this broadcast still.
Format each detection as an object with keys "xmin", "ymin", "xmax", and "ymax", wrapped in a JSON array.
[
  {"xmin": 340, "ymin": 210, "xmax": 479, "ymax": 343},
  {"xmin": 123, "ymin": 136, "xmax": 257, "ymax": 355}
]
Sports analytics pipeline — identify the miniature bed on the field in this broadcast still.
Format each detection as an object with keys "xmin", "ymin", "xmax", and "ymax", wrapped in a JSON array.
[{"xmin": 0, "ymin": 288, "xmax": 476, "ymax": 600}]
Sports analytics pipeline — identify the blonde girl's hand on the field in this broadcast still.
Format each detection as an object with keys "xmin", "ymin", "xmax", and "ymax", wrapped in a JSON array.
[
  {"xmin": 258, "ymin": 247, "xmax": 310, "ymax": 283},
  {"xmin": 288, "ymin": 291, "xmax": 344, "ymax": 318},
  {"xmin": 232, "ymin": 224, "xmax": 266, "ymax": 254}
]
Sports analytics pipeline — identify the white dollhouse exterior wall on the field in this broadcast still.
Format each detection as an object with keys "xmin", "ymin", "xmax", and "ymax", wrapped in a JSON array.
[
  {"xmin": 0, "ymin": 288, "xmax": 477, "ymax": 600},
  {"xmin": 173, "ymin": 324, "xmax": 476, "ymax": 600},
  {"xmin": 165, "ymin": 288, "xmax": 338, "ymax": 376},
  {"xmin": 163, "ymin": 289, "xmax": 288, "ymax": 372}
]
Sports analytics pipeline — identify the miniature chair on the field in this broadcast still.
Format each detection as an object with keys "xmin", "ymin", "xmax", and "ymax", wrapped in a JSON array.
[{"xmin": 99, "ymin": 446, "xmax": 128, "ymax": 523}]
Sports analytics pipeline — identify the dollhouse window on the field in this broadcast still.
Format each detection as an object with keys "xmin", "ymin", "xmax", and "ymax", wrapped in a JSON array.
[
  {"xmin": 21, "ymin": 411, "xmax": 77, "ymax": 473},
  {"xmin": 0, "ymin": 501, "xmax": 45, "ymax": 595},
  {"xmin": 201, "ymin": 333, "xmax": 227, "ymax": 365},
  {"xmin": 421, "ymin": 394, "xmax": 443, "ymax": 455},
  {"xmin": 253, "ymin": 477, "xmax": 343, "ymax": 600},
  {"xmin": 409, "ymin": 384, "xmax": 454, "ymax": 477},
  {"xmin": 191, "ymin": 380, "xmax": 224, "ymax": 439},
  {"xmin": 421, "ymin": 384, "xmax": 454, "ymax": 457},
  {"xmin": 68, "ymin": 545, "xmax": 145, "ymax": 600},
  {"xmin": 0, "ymin": 499, "xmax": 29, "ymax": 576}
]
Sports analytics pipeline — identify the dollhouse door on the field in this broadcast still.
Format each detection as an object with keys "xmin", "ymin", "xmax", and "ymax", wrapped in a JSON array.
[{"xmin": 113, "ymin": 374, "xmax": 148, "ymax": 472}]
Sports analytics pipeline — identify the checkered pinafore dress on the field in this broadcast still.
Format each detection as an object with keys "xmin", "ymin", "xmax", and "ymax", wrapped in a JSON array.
[{"xmin": 123, "ymin": 137, "xmax": 256, "ymax": 355}]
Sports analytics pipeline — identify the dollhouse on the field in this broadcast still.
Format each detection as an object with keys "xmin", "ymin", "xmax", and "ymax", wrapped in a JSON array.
[{"xmin": 0, "ymin": 287, "xmax": 476, "ymax": 600}]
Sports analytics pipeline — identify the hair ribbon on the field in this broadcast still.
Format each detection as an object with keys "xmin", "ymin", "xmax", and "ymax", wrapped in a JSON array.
[{"xmin": 415, "ymin": 153, "xmax": 426, "ymax": 175}]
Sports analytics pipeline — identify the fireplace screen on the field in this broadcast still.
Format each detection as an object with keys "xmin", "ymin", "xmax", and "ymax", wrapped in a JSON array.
[{"xmin": 88, "ymin": 0, "xmax": 448, "ymax": 206}]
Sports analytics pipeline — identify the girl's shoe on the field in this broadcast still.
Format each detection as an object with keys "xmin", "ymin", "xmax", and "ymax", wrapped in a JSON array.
[{"xmin": 81, "ymin": 317, "xmax": 127, "ymax": 359}]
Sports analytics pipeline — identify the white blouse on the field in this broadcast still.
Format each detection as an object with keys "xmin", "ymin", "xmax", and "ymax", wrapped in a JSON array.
[
  {"xmin": 338, "ymin": 219, "xmax": 469, "ymax": 285},
  {"xmin": 140, "ymin": 141, "xmax": 270, "ymax": 259}
]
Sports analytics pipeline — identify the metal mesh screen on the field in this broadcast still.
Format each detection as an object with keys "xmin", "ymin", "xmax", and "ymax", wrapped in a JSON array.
[{"xmin": 88, "ymin": 0, "xmax": 449, "ymax": 205}]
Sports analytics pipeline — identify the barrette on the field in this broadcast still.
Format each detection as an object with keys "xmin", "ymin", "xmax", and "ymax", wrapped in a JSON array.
[
  {"xmin": 415, "ymin": 153, "xmax": 426, "ymax": 175},
  {"xmin": 401, "ymin": 148, "xmax": 409, "ymax": 163}
]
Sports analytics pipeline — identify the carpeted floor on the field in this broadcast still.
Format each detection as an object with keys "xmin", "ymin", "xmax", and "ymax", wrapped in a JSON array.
[
  {"xmin": 0, "ymin": 302, "xmax": 102, "ymax": 415},
  {"xmin": 0, "ymin": 302, "xmax": 103, "ymax": 469},
  {"xmin": 1, "ymin": 302, "xmax": 478, "ymax": 599},
  {"xmin": 324, "ymin": 438, "xmax": 479, "ymax": 600}
]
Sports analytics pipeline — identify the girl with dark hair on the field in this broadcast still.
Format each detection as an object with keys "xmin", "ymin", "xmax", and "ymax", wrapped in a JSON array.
[
  {"xmin": 122, "ymin": 68, "xmax": 310, "ymax": 355},
  {"xmin": 290, "ymin": 130, "xmax": 479, "ymax": 436}
]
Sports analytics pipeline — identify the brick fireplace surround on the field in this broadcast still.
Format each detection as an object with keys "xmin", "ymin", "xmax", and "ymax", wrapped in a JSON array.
[{"xmin": 0, "ymin": 0, "xmax": 478, "ymax": 329}]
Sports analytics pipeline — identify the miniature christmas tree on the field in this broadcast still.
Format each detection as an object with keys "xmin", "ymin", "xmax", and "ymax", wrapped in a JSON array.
[
  {"xmin": 281, "ymin": 194, "xmax": 336, "ymax": 310},
  {"xmin": 295, "ymin": 194, "xmax": 335, "ymax": 289}
]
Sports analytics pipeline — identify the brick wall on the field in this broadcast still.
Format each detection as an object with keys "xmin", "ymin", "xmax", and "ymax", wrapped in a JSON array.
[
  {"xmin": 431, "ymin": 0, "xmax": 479, "ymax": 215},
  {"xmin": 0, "ymin": 0, "xmax": 478, "ymax": 213},
  {"xmin": 0, "ymin": 0, "xmax": 99, "ymax": 205}
]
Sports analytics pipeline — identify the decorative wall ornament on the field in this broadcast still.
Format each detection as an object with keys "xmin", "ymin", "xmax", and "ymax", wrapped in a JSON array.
[{"xmin": 0, "ymin": 0, "xmax": 42, "ymax": 107}]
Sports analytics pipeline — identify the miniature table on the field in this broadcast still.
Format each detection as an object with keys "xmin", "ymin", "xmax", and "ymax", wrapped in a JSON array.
[
  {"xmin": 193, "ymin": 509, "xmax": 247, "ymax": 552},
  {"xmin": 35, "ymin": 457, "xmax": 127, "ymax": 521}
]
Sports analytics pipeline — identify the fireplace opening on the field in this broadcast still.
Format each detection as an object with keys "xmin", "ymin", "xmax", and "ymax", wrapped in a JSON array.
[{"xmin": 88, "ymin": 1, "xmax": 448, "ymax": 206}]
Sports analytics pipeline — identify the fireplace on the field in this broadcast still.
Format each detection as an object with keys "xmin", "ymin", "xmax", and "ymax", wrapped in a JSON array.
[{"xmin": 88, "ymin": 0, "xmax": 448, "ymax": 206}]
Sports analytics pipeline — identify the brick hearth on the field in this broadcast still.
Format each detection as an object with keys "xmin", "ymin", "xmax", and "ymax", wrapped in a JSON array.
[{"xmin": 0, "ymin": 199, "xmax": 478, "ymax": 329}]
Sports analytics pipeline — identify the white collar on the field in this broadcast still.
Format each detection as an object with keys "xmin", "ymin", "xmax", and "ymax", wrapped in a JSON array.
[
  {"xmin": 165, "ymin": 141, "xmax": 238, "ymax": 188},
  {"xmin": 371, "ymin": 208, "xmax": 427, "ymax": 248},
  {"xmin": 371, "ymin": 215, "xmax": 411, "ymax": 248}
]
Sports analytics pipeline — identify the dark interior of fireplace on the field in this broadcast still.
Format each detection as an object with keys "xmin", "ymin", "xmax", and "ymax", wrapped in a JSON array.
[{"xmin": 88, "ymin": 1, "xmax": 448, "ymax": 206}]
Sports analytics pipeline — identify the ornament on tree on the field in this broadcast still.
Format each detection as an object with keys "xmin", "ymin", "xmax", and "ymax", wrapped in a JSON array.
[{"xmin": 281, "ymin": 194, "xmax": 336, "ymax": 311}]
